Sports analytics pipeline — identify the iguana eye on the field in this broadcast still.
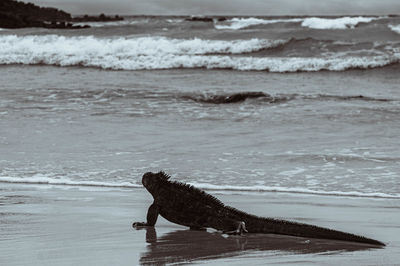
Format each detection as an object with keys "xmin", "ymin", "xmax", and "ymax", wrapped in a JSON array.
[{"xmin": 143, "ymin": 172, "xmax": 153, "ymax": 179}]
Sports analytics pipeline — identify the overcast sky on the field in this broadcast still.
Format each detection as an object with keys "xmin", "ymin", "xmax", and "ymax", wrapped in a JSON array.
[{"xmin": 23, "ymin": 0, "xmax": 400, "ymax": 16}]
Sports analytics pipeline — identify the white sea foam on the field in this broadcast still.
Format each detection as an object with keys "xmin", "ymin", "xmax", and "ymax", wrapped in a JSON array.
[
  {"xmin": 0, "ymin": 35, "xmax": 398, "ymax": 71},
  {"xmin": 215, "ymin": 17, "xmax": 303, "ymax": 30},
  {"xmin": 188, "ymin": 182, "xmax": 400, "ymax": 199},
  {"xmin": 0, "ymin": 34, "xmax": 284, "ymax": 58},
  {"xmin": 389, "ymin": 24, "xmax": 400, "ymax": 35},
  {"xmin": 0, "ymin": 176, "xmax": 141, "ymax": 188},
  {"xmin": 215, "ymin": 16, "xmax": 379, "ymax": 30},
  {"xmin": 73, "ymin": 19, "xmax": 148, "ymax": 28},
  {"xmin": 301, "ymin": 16, "xmax": 377, "ymax": 29},
  {"xmin": 1, "ymin": 176, "xmax": 398, "ymax": 199},
  {"xmin": 166, "ymin": 19, "xmax": 184, "ymax": 23}
]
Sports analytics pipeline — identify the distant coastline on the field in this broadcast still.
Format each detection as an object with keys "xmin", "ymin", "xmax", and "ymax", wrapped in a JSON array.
[{"xmin": 0, "ymin": 0, "xmax": 123, "ymax": 29}]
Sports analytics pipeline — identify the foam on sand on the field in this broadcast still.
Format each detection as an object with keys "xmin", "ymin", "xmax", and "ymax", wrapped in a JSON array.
[
  {"xmin": 188, "ymin": 182, "xmax": 400, "ymax": 199},
  {"xmin": 1, "ymin": 176, "xmax": 399, "ymax": 199}
]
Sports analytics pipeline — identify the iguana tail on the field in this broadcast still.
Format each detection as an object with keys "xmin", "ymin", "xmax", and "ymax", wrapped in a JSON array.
[{"xmin": 247, "ymin": 217, "xmax": 385, "ymax": 246}]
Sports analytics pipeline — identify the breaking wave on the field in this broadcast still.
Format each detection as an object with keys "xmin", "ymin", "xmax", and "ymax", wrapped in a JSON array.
[
  {"xmin": 214, "ymin": 17, "xmax": 303, "ymax": 30},
  {"xmin": 0, "ymin": 34, "xmax": 285, "ymax": 57},
  {"xmin": 301, "ymin": 16, "xmax": 378, "ymax": 29},
  {"xmin": 215, "ymin": 16, "xmax": 381, "ymax": 30},
  {"xmin": 73, "ymin": 19, "xmax": 148, "ymax": 28},
  {"xmin": 0, "ymin": 34, "xmax": 399, "ymax": 72},
  {"xmin": 389, "ymin": 24, "xmax": 400, "ymax": 35}
]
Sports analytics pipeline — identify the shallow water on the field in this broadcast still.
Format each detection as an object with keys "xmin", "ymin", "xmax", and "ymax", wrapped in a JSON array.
[
  {"xmin": 1, "ymin": 15, "xmax": 400, "ymax": 198},
  {"xmin": 0, "ymin": 64, "xmax": 399, "ymax": 198}
]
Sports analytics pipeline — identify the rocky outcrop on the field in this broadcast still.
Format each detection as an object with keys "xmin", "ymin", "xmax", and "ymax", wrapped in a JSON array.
[
  {"xmin": 184, "ymin": 92, "xmax": 272, "ymax": 104},
  {"xmin": 72, "ymin": 14, "xmax": 123, "ymax": 22},
  {"xmin": 185, "ymin": 16, "xmax": 227, "ymax": 22},
  {"xmin": 0, "ymin": 0, "xmax": 122, "ymax": 29}
]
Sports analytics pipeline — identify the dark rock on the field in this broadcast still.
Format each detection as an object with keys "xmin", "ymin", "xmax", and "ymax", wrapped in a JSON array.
[
  {"xmin": 0, "ymin": 0, "xmax": 72, "ymax": 28},
  {"xmin": 185, "ymin": 92, "xmax": 272, "ymax": 104},
  {"xmin": 185, "ymin": 16, "xmax": 214, "ymax": 22},
  {"xmin": 185, "ymin": 16, "xmax": 227, "ymax": 23},
  {"xmin": 72, "ymin": 13, "xmax": 124, "ymax": 22},
  {"xmin": 215, "ymin": 92, "xmax": 271, "ymax": 104},
  {"xmin": 0, "ymin": 0, "xmax": 120, "ymax": 29}
]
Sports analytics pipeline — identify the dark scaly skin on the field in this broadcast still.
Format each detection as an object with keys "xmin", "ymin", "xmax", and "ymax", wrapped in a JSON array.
[{"xmin": 133, "ymin": 171, "xmax": 385, "ymax": 246}]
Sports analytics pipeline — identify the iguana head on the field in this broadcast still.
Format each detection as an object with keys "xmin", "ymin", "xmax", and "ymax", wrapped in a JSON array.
[{"xmin": 142, "ymin": 171, "xmax": 171, "ymax": 194}]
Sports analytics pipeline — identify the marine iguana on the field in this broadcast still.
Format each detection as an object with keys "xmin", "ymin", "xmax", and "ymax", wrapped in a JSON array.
[{"xmin": 132, "ymin": 171, "xmax": 385, "ymax": 246}]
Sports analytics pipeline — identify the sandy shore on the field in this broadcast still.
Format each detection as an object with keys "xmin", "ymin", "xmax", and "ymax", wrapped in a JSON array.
[{"xmin": 1, "ymin": 183, "xmax": 399, "ymax": 265}]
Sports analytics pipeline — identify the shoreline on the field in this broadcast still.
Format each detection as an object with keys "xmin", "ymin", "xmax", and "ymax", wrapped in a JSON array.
[
  {"xmin": 0, "ymin": 179, "xmax": 399, "ymax": 200},
  {"xmin": 1, "ymin": 183, "xmax": 399, "ymax": 265}
]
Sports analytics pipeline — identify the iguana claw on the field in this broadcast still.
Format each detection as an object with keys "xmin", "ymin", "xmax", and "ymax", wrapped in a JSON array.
[
  {"xmin": 132, "ymin": 222, "xmax": 148, "ymax": 228},
  {"xmin": 224, "ymin": 221, "xmax": 248, "ymax": 235},
  {"xmin": 238, "ymin": 221, "xmax": 248, "ymax": 234}
]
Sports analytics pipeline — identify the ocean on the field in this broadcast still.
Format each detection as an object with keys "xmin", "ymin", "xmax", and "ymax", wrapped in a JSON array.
[{"xmin": 1, "ymin": 15, "xmax": 400, "ymax": 199}]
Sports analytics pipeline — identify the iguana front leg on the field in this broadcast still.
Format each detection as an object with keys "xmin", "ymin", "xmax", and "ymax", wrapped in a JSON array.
[{"xmin": 132, "ymin": 203, "xmax": 159, "ymax": 227}]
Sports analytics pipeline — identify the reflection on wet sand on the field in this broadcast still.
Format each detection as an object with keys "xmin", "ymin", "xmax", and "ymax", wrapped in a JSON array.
[{"xmin": 136, "ymin": 227, "xmax": 379, "ymax": 265}]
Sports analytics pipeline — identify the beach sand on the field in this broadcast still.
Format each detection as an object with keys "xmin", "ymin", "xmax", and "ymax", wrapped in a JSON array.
[{"xmin": 1, "ymin": 183, "xmax": 399, "ymax": 265}]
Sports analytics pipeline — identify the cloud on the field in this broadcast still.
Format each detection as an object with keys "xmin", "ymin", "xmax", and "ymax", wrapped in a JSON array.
[{"xmin": 23, "ymin": 0, "xmax": 400, "ymax": 15}]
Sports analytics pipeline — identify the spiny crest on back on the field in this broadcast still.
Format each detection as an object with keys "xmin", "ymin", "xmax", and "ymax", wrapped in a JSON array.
[
  {"xmin": 159, "ymin": 172, "xmax": 226, "ymax": 209},
  {"xmin": 156, "ymin": 171, "xmax": 171, "ymax": 182}
]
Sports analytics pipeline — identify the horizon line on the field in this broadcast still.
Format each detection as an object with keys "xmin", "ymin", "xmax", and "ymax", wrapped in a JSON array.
[{"xmin": 70, "ymin": 13, "xmax": 399, "ymax": 17}]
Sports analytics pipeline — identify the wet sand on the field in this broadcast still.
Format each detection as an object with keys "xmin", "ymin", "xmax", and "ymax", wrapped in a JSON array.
[{"xmin": 1, "ymin": 183, "xmax": 399, "ymax": 265}]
